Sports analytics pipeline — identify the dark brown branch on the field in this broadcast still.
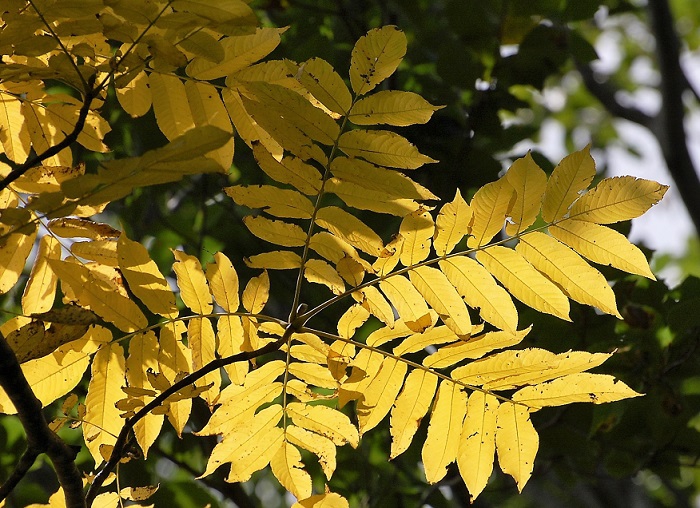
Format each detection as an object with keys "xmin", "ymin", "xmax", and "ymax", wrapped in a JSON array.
[
  {"xmin": 0, "ymin": 333, "xmax": 85, "ymax": 507},
  {"xmin": 85, "ymin": 324, "xmax": 295, "ymax": 506}
]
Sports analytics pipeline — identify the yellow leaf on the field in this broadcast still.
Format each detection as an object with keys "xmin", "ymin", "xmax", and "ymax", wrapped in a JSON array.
[
  {"xmin": 292, "ymin": 493, "xmax": 349, "ymax": 508},
  {"xmin": 337, "ymin": 255, "xmax": 365, "ymax": 286},
  {"xmin": 223, "ymin": 89, "xmax": 283, "ymax": 155},
  {"xmin": 297, "ymin": 57, "xmax": 352, "ymax": 116},
  {"xmin": 450, "ymin": 348, "xmax": 557, "ymax": 389},
  {"xmin": 399, "ymin": 208, "xmax": 434, "ymax": 266},
  {"xmin": 8, "ymin": 321, "xmax": 89, "ymax": 364},
  {"xmin": 172, "ymin": 250, "xmax": 212, "ymax": 314},
  {"xmin": 516, "ymin": 232, "xmax": 621, "ymax": 317},
  {"xmin": 172, "ymin": 0, "xmax": 256, "ymax": 24},
  {"xmin": 476, "ymin": 247, "xmax": 570, "ymax": 321},
  {"xmin": 249, "ymin": 142, "xmax": 321, "ymax": 196},
  {"xmin": 84, "ymin": 342, "xmax": 126, "ymax": 464},
  {"xmin": 348, "ymin": 90, "xmax": 442, "ymax": 126},
  {"xmin": 149, "ymin": 73, "xmax": 195, "ymax": 141},
  {"xmin": 350, "ymin": 26, "xmax": 407, "ymax": 96},
  {"xmin": 457, "ymin": 391, "xmax": 499, "ymax": 501},
  {"xmin": 119, "ymin": 484, "xmax": 159, "ymax": 501},
  {"xmin": 357, "ymin": 286, "xmax": 395, "ymax": 327},
  {"xmin": 289, "ymin": 344, "xmax": 327, "ymax": 365},
  {"xmin": 541, "ymin": 145, "xmax": 596, "ymax": 223},
  {"xmin": 184, "ymin": 81, "xmax": 234, "ymax": 169},
  {"xmin": 422, "ymin": 380, "xmax": 467, "ymax": 483},
  {"xmin": 271, "ymin": 442, "xmax": 313, "ymax": 500},
  {"xmin": 379, "ymin": 275, "xmax": 432, "ymax": 333},
  {"xmin": 424, "ymin": 328, "xmax": 531, "ymax": 368},
  {"xmin": 316, "ymin": 206, "xmax": 384, "ymax": 256},
  {"xmin": 0, "ymin": 92, "xmax": 31, "ymax": 163},
  {"xmin": 569, "ymin": 176, "xmax": 668, "ymax": 223},
  {"xmin": 243, "ymin": 215, "xmax": 307, "ymax": 247},
  {"xmin": 50, "ymin": 260, "xmax": 148, "ymax": 332},
  {"xmin": 47, "ymin": 218, "xmax": 120, "ymax": 240},
  {"xmin": 390, "ymin": 369, "xmax": 437, "ymax": 458},
  {"xmin": 116, "ymin": 70, "xmax": 152, "ymax": 118},
  {"xmin": 309, "ymin": 232, "xmax": 362, "ymax": 265},
  {"xmin": 409, "ymin": 266, "xmax": 471, "ymax": 337},
  {"xmin": 205, "ymin": 252, "xmax": 240, "ymax": 313},
  {"xmin": 496, "ymin": 402, "xmax": 538, "ymax": 492},
  {"xmin": 338, "ymin": 130, "xmax": 436, "ymax": 169},
  {"xmin": 504, "ymin": 152, "xmax": 547, "ymax": 235},
  {"xmin": 512, "ymin": 373, "xmax": 642, "ymax": 409},
  {"xmin": 119, "ymin": 235, "xmax": 178, "ymax": 318},
  {"xmin": 337, "ymin": 303, "xmax": 370, "ymax": 339},
  {"xmin": 202, "ymin": 404, "xmax": 284, "ymax": 480},
  {"xmin": 242, "ymin": 271, "xmax": 270, "ymax": 313},
  {"xmin": 434, "ymin": 189, "xmax": 472, "ymax": 256},
  {"xmin": 246, "ymin": 250, "xmax": 302, "ymax": 270},
  {"xmin": 550, "ymin": 219, "xmax": 655, "ymax": 279},
  {"xmin": 467, "ymin": 179, "xmax": 514, "ymax": 248},
  {"xmin": 286, "ymin": 425, "xmax": 337, "ymax": 480},
  {"xmin": 289, "ymin": 362, "xmax": 338, "ymax": 389},
  {"xmin": 0, "ymin": 230, "xmax": 36, "ymax": 294},
  {"xmin": 286, "ymin": 402, "xmax": 359, "ymax": 448},
  {"xmin": 325, "ymin": 177, "xmax": 420, "ymax": 216},
  {"xmin": 70, "ymin": 240, "xmax": 118, "ymax": 267},
  {"xmin": 439, "ymin": 257, "xmax": 518, "ymax": 334},
  {"xmin": 217, "ymin": 315, "xmax": 248, "ymax": 384},
  {"xmin": 357, "ymin": 357, "xmax": 407, "ymax": 434},
  {"xmin": 188, "ymin": 318, "xmax": 220, "ymax": 405},
  {"xmin": 22, "ymin": 235, "xmax": 60, "ymax": 314},
  {"xmin": 158, "ymin": 322, "xmax": 192, "ymax": 436},
  {"xmin": 393, "ymin": 326, "xmax": 460, "ymax": 356},
  {"xmin": 304, "ymin": 259, "xmax": 346, "ymax": 295},
  {"xmin": 339, "ymin": 348, "xmax": 384, "ymax": 406},
  {"xmin": 187, "ymin": 28, "xmax": 283, "ymax": 80},
  {"xmin": 226, "ymin": 184, "xmax": 314, "ymax": 219}
]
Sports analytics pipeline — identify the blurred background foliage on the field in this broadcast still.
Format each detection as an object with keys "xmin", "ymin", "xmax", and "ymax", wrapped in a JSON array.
[{"xmin": 2, "ymin": 0, "xmax": 700, "ymax": 507}]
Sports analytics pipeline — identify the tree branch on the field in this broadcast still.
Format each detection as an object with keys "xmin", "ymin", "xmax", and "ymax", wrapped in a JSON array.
[{"xmin": 0, "ymin": 333, "xmax": 85, "ymax": 507}]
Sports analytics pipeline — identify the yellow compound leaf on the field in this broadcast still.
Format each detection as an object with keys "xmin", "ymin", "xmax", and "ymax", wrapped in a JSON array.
[
  {"xmin": 550, "ymin": 219, "xmax": 655, "ymax": 279},
  {"xmin": 439, "ymin": 257, "xmax": 518, "ymax": 334},
  {"xmin": 242, "ymin": 271, "xmax": 270, "ymax": 313},
  {"xmin": 304, "ymin": 259, "xmax": 346, "ymax": 295},
  {"xmin": 243, "ymin": 215, "xmax": 307, "ymax": 247},
  {"xmin": 225, "ymin": 184, "xmax": 314, "ymax": 219},
  {"xmin": 172, "ymin": 250, "xmax": 212, "ymax": 314},
  {"xmin": 271, "ymin": 442, "xmax": 313, "ymax": 500},
  {"xmin": 424, "ymin": 328, "xmax": 531, "ymax": 368},
  {"xmin": 390, "ymin": 369, "xmax": 437, "ymax": 458},
  {"xmin": 205, "ymin": 252, "xmax": 240, "ymax": 313},
  {"xmin": 70, "ymin": 240, "xmax": 118, "ymax": 267},
  {"xmin": 0, "ymin": 92, "xmax": 30, "ymax": 163},
  {"xmin": 348, "ymin": 90, "xmax": 443, "ymax": 126},
  {"xmin": 468, "ymin": 179, "xmax": 515, "ymax": 248},
  {"xmin": 338, "ymin": 130, "xmax": 437, "ymax": 169},
  {"xmin": 316, "ymin": 206, "xmax": 384, "ymax": 256},
  {"xmin": 516, "ymin": 232, "xmax": 621, "ymax": 317},
  {"xmin": 47, "ymin": 218, "xmax": 120, "ymax": 240},
  {"xmin": 158, "ymin": 322, "xmax": 192, "ymax": 436},
  {"xmin": 250, "ymin": 141, "xmax": 322, "ymax": 195},
  {"xmin": 286, "ymin": 402, "xmax": 359, "ymax": 448},
  {"xmin": 451, "ymin": 348, "xmax": 558, "ymax": 389},
  {"xmin": 476, "ymin": 246, "xmax": 570, "ymax": 321},
  {"xmin": 84, "ymin": 342, "xmax": 126, "ymax": 464},
  {"xmin": 399, "ymin": 208, "xmax": 434, "ymax": 266},
  {"xmin": 119, "ymin": 235, "xmax": 178, "ymax": 318},
  {"xmin": 350, "ymin": 26, "xmax": 407, "ymax": 96},
  {"xmin": 379, "ymin": 275, "xmax": 432, "ymax": 333},
  {"xmin": 50, "ymin": 260, "xmax": 148, "ymax": 332},
  {"xmin": 569, "ymin": 176, "xmax": 668, "ymax": 223},
  {"xmin": 337, "ymin": 303, "xmax": 370, "ymax": 339},
  {"xmin": 504, "ymin": 152, "xmax": 547, "ymax": 235},
  {"xmin": 357, "ymin": 357, "xmax": 407, "ymax": 435},
  {"xmin": 202, "ymin": 404, "xmax": 284, "ymax": 480},
  {"xmin": 457, "ymin": 391, "xmax": 499, "ymax": 501},
  {"xmin": 358, "ymin": 286, "xmax": 395, "ymax": 327},
  {"xmin": 293, "ymin": 493, "xmax": 349, "ymax": 508},
  {"xmin": 286, "ymin": 425, "xmax": 337, "ymax": 480},
  {"xmin": 512, "ymin": 373, "xmax": 642, "ymax": 409},
  {"xmin": 289, "ymin": 362, "xmax": 338, "ymax": 390},
  {"xmin": 22, "ymin": 235, "xmax": 60, "ymax": 314},
  {"xmin": 184, "ymin": 81, "xmax": 234, "ymax": 169},
  {"xmin": 409, "ymin": 266, "xmax": 471, "ymax": 337},
  {"xmin": 325, "ymin": 177, "xmax": 420, "ymax": 216},
  {"xmin": 223, "ymin": 89, "xmax": 283, "ymax": 156},
  {"xmin": 149, "ymin": 73, "xmax": 195, "ymax": 141},
  {"xmin": 0, "ymin": 229, "xmax": 36, "ymax": 294},
  {"xmin": 496, "ymin": 402, "xmax": 538, "ymax": 492},
  {"xmin": 245, "ymin": 250, "xmax": 302, "ymax": 270},
  {"xmin": 422, "ymin": 380, "xmax": 467, "ymax": 484},
  {"xmin": 188, "ymin": 318, "xmax": 220, "ymax": 406},
  {"xmin": 393, "ymin": 326, "xmax": 460, "ymax": 356},
  {"xmin": 297, "ymin": 57, "xmax": 352, "ymax": 116},
  {"xmin": 434, "ymin": 189, "xmax": 472, "ymax": 256},
  {"xmin": 541, "ymin": 145, "xmax": 596, "ymax": 223},
  {"xmin": 217, "ymin": 315, "xmax": 248, "ymax": 384},
  {"xmin": 116, "ymin": 70, "xmax": 152, "ymax": 118}
]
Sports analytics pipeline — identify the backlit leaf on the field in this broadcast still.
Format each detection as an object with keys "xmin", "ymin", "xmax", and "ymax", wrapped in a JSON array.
[
  {"xmin": 271, "ymin": 442, "xmax": 313, "ymax": 500},
  {"xmin": 316, "ymin": 206, "xmax": 384, "ymax": 256},
  {"xmin": 286, "ymin": 425, "xmax": 337, "ymax": 480},
  {"xmin": 0, "ymin": 230, "xmax": 37, "ymax": 294},
  {"xmin": 357, "ymin": 357, "xmax": 407, "ymax": 434},
  {"xmin": 409, "ymin": 266, "xmax": 471, "ymax": 337},
  {"xmin": 297, "ymin": 57, "xmax": 352, "ymax": 116},
  {"xmin": 541, "ymin": 145, "xmax": 596, "ymax": 223},
  {"xmin": 348, "ymin": 91, "xmax": 442, "ymax": 126},
  {"xmin": 245, "ymin": 250, "xmax": 302, "ymax": 270},
  {"xmin": 243, "ymin": 215, "xmax": 307, "ymax": 247},
  {"xmin": 380, "ymin": 275, "xmax": 432, "ymax": 333},
  {"xmin": 434, "ymin": 189, "xmax": 472, "ymax": 256},
  {"xmin": 172, "ymin": 250, "xmax": 212, "ymax": 314},
  {"xmin": 390, "ymin": 369, "xmax": 437, "ymax": 458},
  {"xmin": 226, "ymin": 185, "xmax": 314, "ymax": 219},
  {"xmin": 350, "ymin": 26, "xmax": 407, "ymax": 96},
  {"xmin": 399, "ymin": 208, "xmax": 434, "ymax": 266},
  {"xmin": 205, "ymin": 252, "xmax": 240, "ymax": 313},
  {"xmin": 251, "ymin": 141, "xmax": 322, "ymax": 195},
  {"xmin": 286, "ymin": 402, "xmax": 359, "ymax": 448},
  {"xmin": 496, "ymin": 402, "xmax": 538, "ymax": 492},
  {"xmin": 242, "ymin": 271, "xmax": 270, "ymax": 314},
  {"xmin": 22, "ymin": 235, "xmax": 60, "ymax": 314},
  {"xmin": 504, "ymin": 153, "xmax": 547, "ymax": 236},
  {"xmin": 338, "ymin": 130, "xmax": 437, "ymax": 169},
  {"xmin": 468, "ymin": 179, "xmax": 514, "ymax": 248},
  {"xmin": 149, "ymin": 73, "xmax": 195, "ymax": 141},
  {"xmin": 424, "ymin": 328, "xmax": 531, "ymax": 368}
]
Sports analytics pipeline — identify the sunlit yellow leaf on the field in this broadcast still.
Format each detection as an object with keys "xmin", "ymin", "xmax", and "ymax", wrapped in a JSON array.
[
  {"xmin": 496, "ymin": 402, "xmax": 538, "ymax": 492},
  {"xmin": 271, "ymin": 442, "xmax": 313, "ymax": 500},
  {"xmin": 504, "ymin": 153, "xmax": 547, "ymax": 235},
  {"xmin": 117, "ymin": 70, "xmax": 152, "ymax": 118},
  {"xmin": 242, "ymin": 271, "xmax": 270, "ymax": 313},
  {"xmin": 188, "ymin": 317, "xmax": 220, "ymax": 405},
  {"xmin": 286, "ymin": 402, "xmax": 359, "ymax": 448},
  {"xmin": 399, "ymin": 208, "xmax": 434, "ymax": 266},
  {"xmin": 325, "ymin": 177, "xmax": 420, "ymax": 216},
  {"xmin": 357, "ymin": 286, "xmax": 395, "ymax": 327},
  {"xmin": 379, "ymin": 275, "xmax": 432, "ymax": 333},
  {"xmin": 550, "ymin": 219, "xmax": 655, "ymax": 279},
  {"xmin": 339, "ymin": 348, "xmax": 384, "ymax": 407},
  {"xmin": 516, "ymin": 232, "xmax": 621, "ymax": 317},
  {"xmin": 303, "ymin": 259, "xmax": 345, "ymax": 295},
  {"xmin": 439, "ymin": 257, "xmax": 518, "ymax": 334},
  {"xmin": 157, "ymin": 322, "xmax": 192, "ymax": 436},
  {"xmin": 424, "ymin": 328, "xmax": 530, "ymax": 368},
  {"xmin": 569, "ymin": 176, "xmax": 668, "ymax": 223},
  {"xmin": 223, "ymin": 89, "xmax": 283, "ymax": 155},
  {"xmin": 477, "ymin": 247, "xmax": 570, "ymax": 321},
  {"xmin": 434, "ymin": 189, "xmax": 472, "ymax": 256},
  {"xmin": 409, "ymin": 266, "xmax": 471, "ymax": 337},
  {"xmin": 393, "ymin": 326, "xmax": 460, "ymax": 356},
  {"xmin": 316, "ymin": 206, "xmax": 384, "ymax": 256},
  {"xmin": 47, "ymin": 218, "xmax": 120, "ymax": 240},
  {"xmin": 451, "ymin": 348, "xmax": 557, "ymax": 389},
  {"xmin": 293, "ymin": 492, "xmax": 349, "ymax": 508},
  {"xmin": 289, "ymin": 362, "xmax": 338, "ymax": 390},
  {"xmin": 217, "ymin": 315, "xmax": 248, "ymax": 384},
  {"xmin": 457, "ymin": 391, "xmax": 499, "ymax": 501},
  {"xmin": 0, "ymin": 229, "xmax": 37, "ymax": 294},
  {"xmin": 337, "ymin": 304, "xmax": 370, "ymax": 339},
  {"xmin": 297, "ymin": 57, "xmax": 352, "ymax": 116},
  {"xmin": 185, "ymin": 81, "xmax": 234, "ymax": 169},
  {"xmin": 350, "ymin": 26, "xmax": 407, "ymax": 96},
  {"xmin": 172, "ymin": 250, "xmax": 212, "ymax": 314},
  {"xmin": 245, "ymin": 250, "xmax": 302, "ymax": 270},
  {"xmin": 422, "ymin": 380, "xmax": 467, "ymax": 483},
  {"xmin": 286, "ymin": 425, "xmax": 337, "ymax": 480},
  {"xmin": 0, "ymin": 92, "xmax": 31, "ymax": 163},
  {"xmin": 205, "ymin": 252, "xmax": 240, "ymax": 313},
  {"xmin": 541, "ymin": 145, "xmax": 596, "ymax": 223},
  {"xmin": 390, "ymin": 369, "xmax": 437, "ymax": 458},
  {"xmin": 348, "ymin": 90, "xmax": 442, "ymax": 126},
  {"xmin": 338, "ymin": 130, "xmax": 436, "ymax": 169},
  {"xmin": 226, "ymin": 184, "xmax": 314, "ymax": 219},
  {"xmin": 243, "ymin": 215, "xmax": 307, "ymax": 247},
  {"xmin": 357, "ymin": 357, "xmax": 407, "ymax": 435},
  {"xmin": 467, "ymin": 179, "xmax": 514, "ymax": 248},
  {"xmin": 149, "ymin": 73, "xmax": 195, "ymax": 141},
  {"xmin": 22, "ymin": 235, "xmax": 60, "ymax": 314},
  {"xmin": 513, "ymin": 373, "xmax": 642, "ymax": 409}
]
